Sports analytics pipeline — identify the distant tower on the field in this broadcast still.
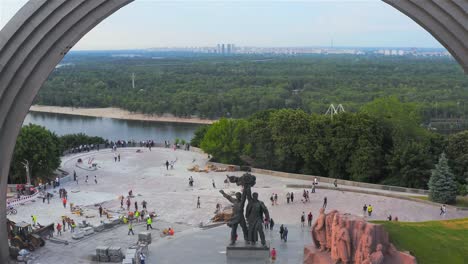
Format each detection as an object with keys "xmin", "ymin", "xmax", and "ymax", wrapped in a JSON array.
[
  {"xmin": 132, "ymin": 73, "xmax": 135, "ymax": 89},
  {"xmin": 222, "ymin": 44, "xmax": 225, "ymax": 54},
  {"xmin": 217, "ymin": 44, "xmax": 221, "ymax": 54},
  {"xmin": 227, "ymin": 44, "xmax": 231, "ymax": 54}
]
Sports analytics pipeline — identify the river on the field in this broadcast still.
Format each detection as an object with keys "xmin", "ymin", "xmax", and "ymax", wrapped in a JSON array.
[{"xmin": 23, "ymin": 111, "xmax": 202, "ymax": 142}]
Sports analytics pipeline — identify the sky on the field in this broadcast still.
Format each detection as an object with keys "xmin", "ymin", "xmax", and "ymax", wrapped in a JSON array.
[{"xmin": 0, "ymin": 0, "xmax": 444, "ymax": 50}]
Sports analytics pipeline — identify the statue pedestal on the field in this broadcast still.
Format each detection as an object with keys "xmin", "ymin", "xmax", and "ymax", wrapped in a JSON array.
[{"xmin": 226, "ymin": 242, "xmax": 270, "ymax": 260}]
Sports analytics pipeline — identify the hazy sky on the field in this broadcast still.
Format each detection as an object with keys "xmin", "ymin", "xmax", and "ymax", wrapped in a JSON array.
[{"xmin": 0, "ymin": 0, "xmax": 444, "ymax": 50}]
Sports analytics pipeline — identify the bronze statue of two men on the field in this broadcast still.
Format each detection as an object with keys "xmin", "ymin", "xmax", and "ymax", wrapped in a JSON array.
[{"xmin": 219, "ymin": 172, "xmax": 269, "ymax": 246}]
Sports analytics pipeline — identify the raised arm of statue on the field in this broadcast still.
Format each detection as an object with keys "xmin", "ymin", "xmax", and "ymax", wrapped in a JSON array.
[{"xmin": 219, "ymin": 190, "xmax": 235, "ymax": 204}]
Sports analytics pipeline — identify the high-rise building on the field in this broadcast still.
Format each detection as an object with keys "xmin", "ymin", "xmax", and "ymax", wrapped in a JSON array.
[
  {"xmin": 221, "ymin": 44, "xmax": 225, "ymax": 54},
  {"xmin": 217, "ymin": 44, "xmax": 221, "ymax": 54},
  {"xmin": 227, "ymin": 44, "xmax": 231, "ymax": 54}
]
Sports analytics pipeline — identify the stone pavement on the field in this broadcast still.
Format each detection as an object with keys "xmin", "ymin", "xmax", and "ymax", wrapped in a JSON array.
[{"xmin": 146, "ymin": 224, "xmax": 312, "ymax": 264}]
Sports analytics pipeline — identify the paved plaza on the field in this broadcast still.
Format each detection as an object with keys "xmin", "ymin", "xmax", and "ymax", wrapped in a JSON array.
[{"xmin": 8, "ymin": 147, "xmax": 468, "ymax": 263}]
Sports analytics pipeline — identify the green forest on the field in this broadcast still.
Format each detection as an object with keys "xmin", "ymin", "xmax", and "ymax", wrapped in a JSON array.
[
  {"xmin": 37, "ymin": 53, "xmax": 467, "ymax": 126},
  {"xmin": 193, "ymin": 97, "xmax": 468, "ymax": 194}
]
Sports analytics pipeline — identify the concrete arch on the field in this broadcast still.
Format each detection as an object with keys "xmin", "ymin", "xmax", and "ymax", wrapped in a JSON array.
[{"xmin": 0, "ymin": 0, "xmax": 466, "ymax": 261}]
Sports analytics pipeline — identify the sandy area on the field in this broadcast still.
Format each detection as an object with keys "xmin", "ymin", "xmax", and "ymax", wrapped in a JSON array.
[{"xmin": 29, "ymin": 105, "xmax": 216, "ymax": 125}]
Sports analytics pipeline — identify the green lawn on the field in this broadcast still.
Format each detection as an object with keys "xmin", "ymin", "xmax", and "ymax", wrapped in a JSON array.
[{"xmin": 374, "ymin": 218, "xmax": 468, "ymax": 264}]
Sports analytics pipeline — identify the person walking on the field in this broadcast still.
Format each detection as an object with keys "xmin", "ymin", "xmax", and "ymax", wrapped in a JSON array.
[
  {"xmin": 47, "ymin": 192, "xmax": 50, "ymax": 204},
  {"xmin": 94, "ymin": 175, "xmax": 98, "ymax": 184},
  {"xmin": 270, "ymin": 194, "xmax": 274, "ymax": 206},
  {"xmin": 333, "ymin": 179, "xmax": 338, "ymax": 188},
  {"xmin": 139, "ymin": 252, "xmax": 146, "ymax": 264},
  {"xmin": 73, "ymin": 170, "xmax": 77, "ymax": 182},
  {"xmin": 71, "ymin": 221, "xmax": 76, "ymax": 233},
  {"xmin": 128, "ymin": 221, "xmax": 134, "ymax": 235},
  {"xmin": 269, "ymin": 218, "xmax": 275, "ymax": 230},
  {"xmin": 114, "ymin": 153, "xmax": 117, "ymax": 162},
  {"xmin": 62, "ymin": 218, "xmax": 67, "ymax": 232},
  {"xmin": 118, "ymin": 153, "xmax": 121, "ymax": 162},
  {"xmin": 283, "ymin": 227, "xmax": 289, "ymax": 242},
  {"xmin": 363, "ymin": 204, "xmax": 367, "ymax": 217},
  {"xmin": 286, "ymin": 192, "xmax": 290, "ymax": 204},
  {"xmin": 146, "ymin": 217, "xmax": 153, "ymax": 230},
  {"xmin": 99, "ymin": 205, "xmax": 103, "ymax": 218},
  {"xmin": 57, "ymin": 223, "xmax": 62, "ymax": 236},
  {"xmin": 165, "ymin": 160, "xmax": 169, "ymax": 170},
  {"xmin": 307, "ymin": 212, "xmax": 313, "ymax": 227},
  {"xmin": 120, "ymin": 196, "xmax": 124, "ymax": 208},
  {"xmin": 322, "ymin": 196, "xmax": 327, "ymax": 209},
  {"xmin": 270, "ymin": 248, "xmax": 277, "ymax": 261},
  {"xmin": 368, "ymin": 204, "xmax": 373, "ymax": 217},
  {"xmin": 126, "ymin": 198, "xmax": 131, "ymax": 211},
  {"xmin": 279, "ymin": 224, "xmax": 284, "ymax": 240},
  {"xmin": 142, "ymin": 200, "xmax": 147, "ymax": 210},
  {"xmin": 134, "ymin": 201, "xmax": 138, "ymax": 211},
  {"xmin": 274, "ymin": 193, "xmax": 278, "ymax": 205},
  {"xmin": 212, "ymin": 179, "xmax": 216, "ymax": 189},
  {"xmin": 62, "ymin": 197, "xmax": 67, "ymax": 208},
  {"xmin": 290, "ymin": 192, "xmax": 294, "ymax": 203},
  {"xmin": 85, "ymin": 175, "xmax": 89, "ymax": 184},
  {"xmin": 301, "ymin": 212, "xmax": 305, "ymax": 228},
  {"xmin": 312, "ymin": 184, "xmax": 316, "ymax": 193},
  {"xmin": 31, "ymin": 215, "xmax": 37, "ymax": 226},
  {"xmin": 197, "ymin": 196, "xmax": 201, "ymax": 208}
]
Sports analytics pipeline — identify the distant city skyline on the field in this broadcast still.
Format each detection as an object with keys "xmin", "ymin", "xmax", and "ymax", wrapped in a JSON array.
[{"xmin": 0, "ymin": 1, "xmax": 445, "ymax": 51}]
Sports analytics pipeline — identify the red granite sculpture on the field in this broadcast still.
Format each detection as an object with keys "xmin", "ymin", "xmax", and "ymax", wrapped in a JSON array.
[{"xmin": 305, "ymin": 211, "xmax": 416, "ymax": 264}]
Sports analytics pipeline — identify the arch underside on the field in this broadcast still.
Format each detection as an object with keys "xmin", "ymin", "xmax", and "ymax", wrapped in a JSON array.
[{"xmin": 0, "ymin": 0, "xmax": 466, "ymax": 261}]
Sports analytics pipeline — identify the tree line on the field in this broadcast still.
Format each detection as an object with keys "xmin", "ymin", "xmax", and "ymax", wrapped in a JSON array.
[
  {"xmin": 193, "ymin": 97, "xmax": 468, "ymax": 195},
  {"xmin": 36, "ymin": 53, "xmax": 467, "ymax": 124},
  {"xmin": 9, "ymin": 125, "xmax": 106, "ymax": 184}
]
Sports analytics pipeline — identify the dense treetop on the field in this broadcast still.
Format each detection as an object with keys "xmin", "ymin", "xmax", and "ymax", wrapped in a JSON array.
[
  {"xmin": 194, "ymin": 98, "xmax": 467, "ymax": 194},
  {"xmin": 37, "ymin": 52, "xmax": 467, "ymax": 123}
]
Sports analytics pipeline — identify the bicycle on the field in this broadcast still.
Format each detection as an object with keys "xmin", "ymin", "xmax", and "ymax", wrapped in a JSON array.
[{"xmin": 6, "ymin": 207, "xmax": 17, "ymax": 215}]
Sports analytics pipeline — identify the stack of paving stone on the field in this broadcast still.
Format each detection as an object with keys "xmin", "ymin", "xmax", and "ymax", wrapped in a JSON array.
[
  {"xmin": 138, "ymin": 232, "xmax": 152, "ymax": 244},
  {"xmin": 122, "ymin": 248, "xmax": 137, "ymax": 264},
  {"xmin": 96, "ymin": 246, "xmax": 109, "ymax": 262},
  {"xmin": 72, "ymin": 229, "xmax": 85, "ymax": 240},
  {"xmin": 93, "ymin": 223, "xmax": 105, "ymax": 232},
  {"xmin": 83, "ymin": 226, "xmax": 95, "ymax": 236},
  {"xmin": 108, "ymin": 246, "xmax": 123, "ymax": 262}
]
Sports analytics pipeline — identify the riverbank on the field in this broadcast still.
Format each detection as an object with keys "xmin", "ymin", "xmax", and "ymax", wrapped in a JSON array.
[{"xmin": 29, "ymin": 105, "xmax": 216, "ymax": 125}]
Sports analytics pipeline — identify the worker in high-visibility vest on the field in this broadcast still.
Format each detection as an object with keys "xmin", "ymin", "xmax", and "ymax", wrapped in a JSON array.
[
  {"xmin": 135, "ymin": 211, "xmax": 140, "ymax": 222},
  {"xmin": 31, "ymin": 215, "xmax": 37, "ymax": 226},
  {"xmin": 146, "ymin": 217, "xmax": 153, "ymax": 230},
  {"xmin": 128, "ymin": 222, "xmax": 134, "ymax": 235}
]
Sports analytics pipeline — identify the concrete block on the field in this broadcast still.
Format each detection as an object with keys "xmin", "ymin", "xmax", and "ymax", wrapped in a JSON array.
[
  {"xmin": 98, "ymin": 255, "xmax": 110, "ymax": 262},
  {"xmin": 122, "ymin": 258, "xmax": 133, "ymax": 264},
  {"xmin": 109, "ymin": 255, "xmax": 123, "ymax": 263},
  {"xmin": 108, "ymin": 246, "xmax": 122, "ymax": 256},
  {"xmin": 138, "ymin": 232, "xmax": 151, "ymax": 244},
  {"xmin": 93, "ymin": 223, "xmax": 105, "ymax": 232},
  {"xmin": 83, "ymin": 227, "xmax": 94, "ymax": 236},
  {"xmin": 72, "ymin": 231, "xmax": 85, "ymax": 239}
]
